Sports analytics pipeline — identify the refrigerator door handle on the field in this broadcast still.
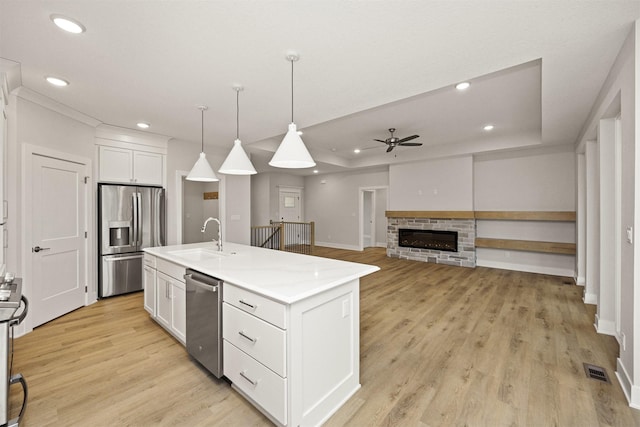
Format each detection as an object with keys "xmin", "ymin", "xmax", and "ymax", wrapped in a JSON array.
[
  {"xmin": 136, "ymin": 192, "xmax": 142, "ymax": 246},
  {"xmin": 132, "ymin": 193, "xmax": 138, "ymax": 246}
]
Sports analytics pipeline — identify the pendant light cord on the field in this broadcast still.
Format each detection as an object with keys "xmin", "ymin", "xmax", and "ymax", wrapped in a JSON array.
[
  {"xmin": 201, "ymin": 108, "xmax": 204, "ymax": 152},
  {"xmin": 237, "ymin": 89, "xmax": 240, "ymax": 140},
  {"xmin": 291, "ymin": 58, "xmax": 294, "ymax": 123}
]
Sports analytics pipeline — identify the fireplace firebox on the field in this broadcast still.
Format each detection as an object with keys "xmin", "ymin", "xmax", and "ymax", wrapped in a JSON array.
[{"xmin": 398, "ymin": 229, "xmax": 458, "ymax": 252}]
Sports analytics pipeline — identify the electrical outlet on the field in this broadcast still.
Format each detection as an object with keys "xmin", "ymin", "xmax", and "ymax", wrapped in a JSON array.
[{"xmin": 627, "ymin": 226, "xmax": 633, "ymax": 244}]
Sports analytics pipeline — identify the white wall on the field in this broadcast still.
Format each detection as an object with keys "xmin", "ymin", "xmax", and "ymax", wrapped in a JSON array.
[
  {"xmin": 183, "ymin": 180, "xmax": 206, "ymax": 244},
  {"xmin": 575, "ymin": 22, "xmax": 638, "ymax": 406},
  {"xmin": 474, "ymin": 146, "xmax": 576, "ymax": 276},
  {"xmin": 474, "ymin": 148, "xmax": 575, "ymax": 211},
  {"xmin": 224, "ymin": 174, "xmax": 251, "ymax": 245},
  {"xmin": 8, "ymin": 93, "xmax": 97, "ymax": 328},
  {"xmin": 389, "ymin": 156, "xmax": 473, "ymax": 210},
  {"xmin": 251, "ymin": 173, "xmax": 270, "ymax": 226},
  {"xmin": 305, "ymin": 168, "xmax": 388, "ymax": 250}
]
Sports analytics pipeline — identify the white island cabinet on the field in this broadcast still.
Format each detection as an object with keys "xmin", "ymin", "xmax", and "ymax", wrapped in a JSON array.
[
  {"xmin": 144, "ymin": 242, "xmax": 379, "ymax": 427},
  {"xmin": 142, "ymin": 253, "xmax": 186, "ymax": 344}
]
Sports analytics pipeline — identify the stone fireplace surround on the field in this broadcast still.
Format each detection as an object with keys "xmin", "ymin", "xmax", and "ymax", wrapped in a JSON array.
[{"xmin": 386, "ymin": 211, "xmax": 476, "ymax": 268}]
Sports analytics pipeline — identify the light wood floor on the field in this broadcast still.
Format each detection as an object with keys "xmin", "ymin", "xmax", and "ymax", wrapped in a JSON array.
[{"xmin": 9, "ymin": 247, "xmax": 640, "ymax": 426}]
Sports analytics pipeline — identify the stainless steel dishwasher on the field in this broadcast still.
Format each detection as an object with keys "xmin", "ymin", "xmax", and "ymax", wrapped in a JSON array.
[{"xmin": 184, "ymin": 269, "xmax": 223, "ymax": 378}]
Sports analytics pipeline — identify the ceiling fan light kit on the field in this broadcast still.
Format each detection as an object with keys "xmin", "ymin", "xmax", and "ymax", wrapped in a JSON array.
[
  {"xmin": 375, "ymin": 128, "xmax": 422, "ymax": 153},
  {"xmin": 219, "ymin": 85, "xmax": 257, "ymax": 175},
  {"xmin": 187, "ymin": 106, "xmax": 219, "ymax": 182},
  {"xmin": 269, "ymin": 51, "xmax": 316, "ymax": 169}
]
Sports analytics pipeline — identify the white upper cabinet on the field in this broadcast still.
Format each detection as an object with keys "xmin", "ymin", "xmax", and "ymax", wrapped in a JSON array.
[
  {"xmin": 99, "ymin": 145, "xmax": 164, "ymax": 185},
  {"xmin": 133, "ymin": 150, "xmax": 164, "ymax": 185},
  {"xmin": 95, "ymin": 124, "xmax": 169, "ymax": 186}
]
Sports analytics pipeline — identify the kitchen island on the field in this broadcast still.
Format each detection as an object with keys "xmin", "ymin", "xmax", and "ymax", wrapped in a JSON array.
[{"xmin": 143, "ymin": 242, "xmax": 379, "ymax": 427}]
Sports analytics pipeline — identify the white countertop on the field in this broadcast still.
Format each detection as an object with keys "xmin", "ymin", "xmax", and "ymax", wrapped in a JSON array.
[{"xmin": 144, "ymin": 242, "xmax": 380, "ymax": 304}]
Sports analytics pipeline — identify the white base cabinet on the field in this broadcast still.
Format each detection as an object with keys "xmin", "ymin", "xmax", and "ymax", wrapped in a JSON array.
[
  {"xmin": 144, "ymin": 254, "xmax": 186, "ymax": 345},
  {"xmin": 223, "ymin": 280, "xmax": 361, "ymax": 427},
  {"xmin": 142, "ymin": 255, "xmax": 157, "ymax": 315}
]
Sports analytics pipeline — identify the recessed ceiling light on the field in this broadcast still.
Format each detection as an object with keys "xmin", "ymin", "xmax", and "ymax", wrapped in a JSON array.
[
  {"xmin": 137, "ymin": 122, "xmax": 150, "ymax": 129},
  {"xmin": 455, "ymin": 82, "xmax": 470, "ymax": 91},
  {"xmin": 353, "ymin": 149, "xmax": 361, "ymax": 154},
  {"xmin": 45, "ymin": 76, "xmax": 69, "ymax": 87},
  {"xmin": 50, "ymin": 14, "xmax": 86, "ymax": 34},
  {"xmin": 483, "ymin": 124, "xmax": 495, "ymax": 131},
  {"xmin": 313, "ymin": 170, "xmax": 319, "ymax": 174}
]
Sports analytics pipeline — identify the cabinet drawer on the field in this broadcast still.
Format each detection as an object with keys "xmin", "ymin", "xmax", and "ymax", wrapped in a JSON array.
[
  {"xmin": 224, "ymin": 283, "xmax": 286, "ymax": 329},
  {"xmin": 156, "ymin": 258, "xmax": 185, "ymax": 283},
  {"xmin": 143, "ymin": 253, "xmax": 156, "ymax": 268},
  {"xmin": 224, "ymin": 340, "xmax": 287, "ymax": 426},
  {"xmin": 223, "ymin": 303, "xmax": 286, "ymax": 377}
]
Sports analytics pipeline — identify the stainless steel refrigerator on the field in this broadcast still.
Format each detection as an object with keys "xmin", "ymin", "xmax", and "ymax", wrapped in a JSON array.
[{"xmin": 98, "ymin": 184, "xmax": 165, "ymax": 298}]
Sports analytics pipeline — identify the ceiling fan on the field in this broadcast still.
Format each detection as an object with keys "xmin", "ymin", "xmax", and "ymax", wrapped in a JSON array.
[{"xmin": 375, "ymin": 128, "xmax": 422, "ymax": 152}]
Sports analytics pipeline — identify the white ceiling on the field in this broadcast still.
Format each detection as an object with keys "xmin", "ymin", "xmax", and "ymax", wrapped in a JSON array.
[{"xmin": 1, "ymin": 1, "xmax": 638, "ymax": 175}]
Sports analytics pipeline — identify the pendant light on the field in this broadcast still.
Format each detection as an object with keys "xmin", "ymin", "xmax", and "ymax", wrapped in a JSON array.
[
  {"xmin": 186, "ymin": 105, "xmax": 219, "ymax": 182},
  {"xmin": 219, "ymin": 85, "xmax": 257, "ymax": 175},
  {"xmin": 269, "ymin": 52, "xmax": 316, "ymax": 169}
]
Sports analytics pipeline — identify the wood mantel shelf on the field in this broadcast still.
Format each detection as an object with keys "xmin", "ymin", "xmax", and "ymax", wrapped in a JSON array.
[
  {"xmin": 475, "ymin": 238, "xmax": 576, "ymax": 255},
  {"xmin": 385, "ymin": 211, "xmax": 475, "ymax": 219},
  {"xmin": 474, "ymin": 211, "xmax": 576, "ymax": 221},
  {"xmin": 386, "ymin": 210, "xmax": 576, "ymax": 221}
]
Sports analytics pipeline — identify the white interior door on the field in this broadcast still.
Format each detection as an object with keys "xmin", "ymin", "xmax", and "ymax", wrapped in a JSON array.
[
  {"xmin": 279, "ymin": 190, "xmax": 301, "ymax": 222},
  {"xmin": 30, "ymin": 154, "xmax": 86, "ymax": 327},
  {"xmin": 279, "ymin": 189, "xmax": 302, "ymax": 247}
]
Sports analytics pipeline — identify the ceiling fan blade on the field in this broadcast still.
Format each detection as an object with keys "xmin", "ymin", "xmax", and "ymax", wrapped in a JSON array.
[
  {"xmin": 398, "ymin": 142, "xmax": 423, "ymax": 146},
  {"xmin": 374, "ymin": 139, "xmax": 387, "ymax": 143},
  {"xmin": 398, "ymin": 135, "xmax": 419, "ymax": 143},
  {"xmin": 386, "ymin": 145, "xmax": 394, "ymax": 153}
]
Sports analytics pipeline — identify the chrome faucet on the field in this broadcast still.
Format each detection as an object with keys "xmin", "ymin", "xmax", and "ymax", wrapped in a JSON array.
[{"xmin": 201, "ymin": 217, "xmax": 222, "ymax": 251}]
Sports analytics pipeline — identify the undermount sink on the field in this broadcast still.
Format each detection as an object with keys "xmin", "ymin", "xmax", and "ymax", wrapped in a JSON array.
[{"xmin": 168, "ymin": 248, "xmax": 230, "ymax": 261}]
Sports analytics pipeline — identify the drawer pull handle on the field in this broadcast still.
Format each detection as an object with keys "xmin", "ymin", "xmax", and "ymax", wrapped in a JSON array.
[
  {"xmin": 239, "ymin": 371, "xmax": 258, "ymax": 387},
  {"xmin": 238, "ymin": 331, "xmax": 257, "ymax": 344},
  {"xmin": 239, "ymin": 299, "xmax": 256, "ymax": 310}
]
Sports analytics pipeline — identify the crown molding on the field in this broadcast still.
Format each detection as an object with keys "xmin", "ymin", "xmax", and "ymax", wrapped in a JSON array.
[
  {"xmin": 13, "ymin": 86, "xmax": 101, "ymax": 127},
  {"xmin": 95, "ymin": 123, "xmax": 172, "ymax": 148}
]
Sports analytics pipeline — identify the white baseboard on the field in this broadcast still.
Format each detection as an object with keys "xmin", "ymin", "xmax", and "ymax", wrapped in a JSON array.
[
  {"xmin": 376, "ymin": 242, "xmax": 387, "ymax": 248},
  {"xmin": 594, "ymin": 314, "xmax": 616, "ymax": 336},
  {"xmin": 475, "ymin": 259, "xmax": 575, "ymax": 277},
  {"xmin": 575, "ymin": 275, "xmax": 585, "ymax": 286},
  {"xmin": 315, "ymin": 241, "xmax": 361, "ymax": 251},
  {"xmin": 616, "ymin": 358, "xmax": 640, "ymax": 409},
  {"xmin": 583, "ymin": 292, "xmax": 597, "ymax": 305}
]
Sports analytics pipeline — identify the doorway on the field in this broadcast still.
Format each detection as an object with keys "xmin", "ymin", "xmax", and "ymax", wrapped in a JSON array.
[
  {"xmin": 182, "ymin": 178, "xmax": 220, "ymax": 244},
  {"xmin": 359, "ymin": 186, "xmax": 388, "ymax": 250}
]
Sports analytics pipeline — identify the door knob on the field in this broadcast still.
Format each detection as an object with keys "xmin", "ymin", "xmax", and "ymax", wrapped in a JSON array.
[{"xmin": 32, "ymin": 246, "xmax": 50, "ymax": 253}]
